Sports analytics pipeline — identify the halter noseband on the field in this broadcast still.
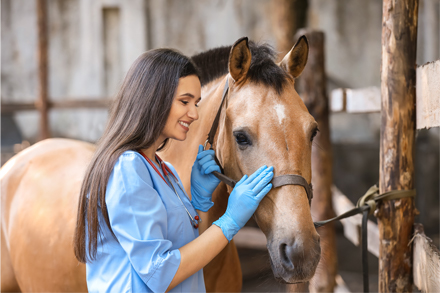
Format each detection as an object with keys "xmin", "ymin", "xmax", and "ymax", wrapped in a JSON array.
[{"xmin": 204, "ymin": 77, "xmax": 313, "ymax": 206}]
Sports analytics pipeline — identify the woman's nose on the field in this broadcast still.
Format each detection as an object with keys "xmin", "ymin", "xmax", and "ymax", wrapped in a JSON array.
[{"xmin": 188, "ymin": 105, "xmax": 199, "ymax": 120}]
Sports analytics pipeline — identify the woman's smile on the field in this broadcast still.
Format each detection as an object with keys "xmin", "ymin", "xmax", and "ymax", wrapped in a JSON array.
[{"xmin": 178, "ymin": 120, "xmax": 191, "ymax": 131}]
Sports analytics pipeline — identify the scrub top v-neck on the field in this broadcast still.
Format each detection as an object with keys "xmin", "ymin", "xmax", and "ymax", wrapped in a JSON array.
[{"xmin": 86, "ymin": 150, "xmax": 205, "ymax": 293}]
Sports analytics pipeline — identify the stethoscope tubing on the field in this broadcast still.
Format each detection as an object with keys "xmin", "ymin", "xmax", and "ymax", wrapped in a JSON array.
[{"xmin": 166, "ymin": 174, "xmax": 200, "ymax": 228}]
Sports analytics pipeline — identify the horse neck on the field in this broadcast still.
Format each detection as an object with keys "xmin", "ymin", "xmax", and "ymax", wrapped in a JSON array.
[{"xmin": 160, "ymin": 75, "xmax": 230, "ymax": 221}]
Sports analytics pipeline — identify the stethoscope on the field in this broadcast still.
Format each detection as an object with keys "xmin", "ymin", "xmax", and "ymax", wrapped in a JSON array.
[{"xmin": 138, "ymin": 151, "xmax": 200, "ymax": 229}]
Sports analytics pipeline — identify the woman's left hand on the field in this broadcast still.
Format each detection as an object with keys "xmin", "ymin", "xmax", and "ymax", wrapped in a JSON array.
[{"xmin": 190, "ymin": 145, "xmax": 221, "ymax": 212}]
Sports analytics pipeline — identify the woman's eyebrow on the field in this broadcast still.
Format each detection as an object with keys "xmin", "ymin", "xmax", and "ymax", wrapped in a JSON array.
[
  {"xmin": 180, "ymin": 93, "xmax": 195, "ymax": 98},
  {"xmin": 180, "ymin": 93, "xmax": 202, "ymax": 100}
]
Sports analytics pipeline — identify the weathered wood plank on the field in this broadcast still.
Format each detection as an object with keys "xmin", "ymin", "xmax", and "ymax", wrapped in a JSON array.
[
  {"xmin": 335, "ymin": 275, "xmax": 351, "ymax": 293},
  {"xmin": 331, "ymin": 59, "xmax": 440, "ymax": 130},
  {"xmin": 332, "ymin": 186, "xmax": 379, "ymax": 257},
  {"xmin": 330, "ymin": 87, "xmax": 381, "ymax": 113},
  {"xmin": 416, "ymin": 60, "xmax": 440, "ymax": 129},
  {"xmin": 330, "ymin": 88, "xmax": 346, "ymax": 112},
  {"xmin": 412, "ymin": 223, "xmax": 440, "ymax": 293}
]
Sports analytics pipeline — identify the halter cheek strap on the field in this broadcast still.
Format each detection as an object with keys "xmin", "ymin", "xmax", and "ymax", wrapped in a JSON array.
[{"xmin": 204, "ymin": 77, "xmax": 313, "ymax": 206}]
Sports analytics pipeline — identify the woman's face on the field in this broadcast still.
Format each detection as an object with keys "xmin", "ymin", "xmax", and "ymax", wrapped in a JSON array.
[{"xmin": 161, "ymin": 74, "xmax": 201, "ymax": 142}]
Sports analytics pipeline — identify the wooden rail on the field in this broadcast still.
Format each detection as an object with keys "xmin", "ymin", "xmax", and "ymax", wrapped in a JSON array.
[
  {"xmin": 331, "ymin": 186, "xmax": 379, "ymax": 257},
  {"xmin": 412, "ymin": 223, "xmax": 440, "ymax": 292},
  {"xmin": 330, "ymin": 59, "xmax": 440, "ymax": 130},
  {"xmin": 1, "ymin": 99, "xmax": 111, "ymax": 113},
  {"xmin": 416, "ymin": 61, "xmax": 440, "ymax": 129}
]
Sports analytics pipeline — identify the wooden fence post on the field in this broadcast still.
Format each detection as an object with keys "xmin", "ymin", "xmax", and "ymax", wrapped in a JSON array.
[
  {"xmin": 270, "ymin": 0, "xmax": 308, "ymax": 60},
  {"xmin": 291, "ymin": 29, "xmax": 338, "ymax": 293},
  {"xmin": 378, "ymin": 0, "xmax": 419, "ymax": 292},
  {"xmin": 37, "ymin": 0, "xmax": 50, "ymax": 140}
]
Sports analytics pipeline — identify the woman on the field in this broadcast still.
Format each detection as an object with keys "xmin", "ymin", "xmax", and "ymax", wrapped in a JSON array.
[{"xmin": 73, "ymin": 48, "xmax": 274, "ymax": 292}]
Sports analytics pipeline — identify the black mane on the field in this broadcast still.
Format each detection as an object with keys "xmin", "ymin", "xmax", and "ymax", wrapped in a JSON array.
[{"xmin": 191, "ymin": 41, "xmax": 291, "ymax": 94}]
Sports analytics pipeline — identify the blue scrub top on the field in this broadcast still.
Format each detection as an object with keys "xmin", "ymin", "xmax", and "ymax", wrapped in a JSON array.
[{"xmin": 86, "ymin": 151, "xmax": 206, "ymax": 293}]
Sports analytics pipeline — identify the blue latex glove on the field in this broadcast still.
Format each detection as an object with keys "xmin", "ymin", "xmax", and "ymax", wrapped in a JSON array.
[
  {"xmin": 213, "ymin": 165, "xmax": 274, "ymax": 241},
  {"xmin": 190, "ymin": 145, "xmax": 221, "ymax": 212}
]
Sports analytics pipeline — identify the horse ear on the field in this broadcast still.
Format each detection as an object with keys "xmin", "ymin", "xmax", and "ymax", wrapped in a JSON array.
[
  {"xmin": 279, "ymin": 35, "xmax": 309, "ymax": 78},
  {"xmin": 228, "ymin": 37, "xmax": 252, "ymax": 82}
]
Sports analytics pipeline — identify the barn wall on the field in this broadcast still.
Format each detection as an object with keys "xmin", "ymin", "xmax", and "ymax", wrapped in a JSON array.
[
  {"xmin": 1, "ymin": 0, "xmax": 279, "ymax": 142},
  {"xmin": 3, "ymin": 0, "xmax": 439, "ymax": 143}
]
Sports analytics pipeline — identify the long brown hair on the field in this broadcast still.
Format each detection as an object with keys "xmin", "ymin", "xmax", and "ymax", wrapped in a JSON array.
[{"xmin": 74, "ymin": 48, "xmax": 200, "ymax": 263}]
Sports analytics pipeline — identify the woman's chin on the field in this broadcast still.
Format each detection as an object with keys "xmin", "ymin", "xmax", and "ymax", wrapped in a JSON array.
[{"xmin": 173, "ymin": 134, "xmax": 187, "ymax": 141}]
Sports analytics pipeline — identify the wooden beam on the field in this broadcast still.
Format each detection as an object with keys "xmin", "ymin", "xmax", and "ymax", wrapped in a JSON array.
[
  {"xmin": 50, "ymin": 99, "xmax": 111, "ymax": 109},
  {"xmin": 1, "ymin": 99, "xmax": 111, "ymax": 113},
  {"xmin": 378, "ymin": 0, "xmax": 418, "ymax": 292},
  {"xmin": 1, "ymin": 103, "xmax": 37, "ymax": 113},
  {"xmin": 37, "ymin": 0, "xmax": 50, "ymax": 140},
  {"xmin": 330, "ymin": 87, "xmax": 381, "ymax": 113},
  {"xmin": 412, "ymin": 223, "xmax": 440, "ymax": 293},
  {"xmin": 332, "ymin": 186, "xmax": 379, "ymax": 257},
  {"xmin": 330, "ymin": 88, "xmax": 346, "ymax": 112},
  {"xmin": 294, "ymin": 29, "xmax": 338, "ymax": 293},
  {"xmin": 416, "ymin": 60, "xmax": 440, "ymax": 129}
]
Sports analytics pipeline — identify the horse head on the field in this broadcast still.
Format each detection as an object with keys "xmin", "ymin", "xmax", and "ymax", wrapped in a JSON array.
[{"xmin": 215, "ymin": 36, "xmax": 321, "ymax": 283}]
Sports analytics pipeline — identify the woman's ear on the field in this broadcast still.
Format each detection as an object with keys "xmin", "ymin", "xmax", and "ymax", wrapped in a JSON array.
[
  {"xmin": 278, "ymin": 35, "xmax": 309, "ymax": 78},
  {"xmin": 228, "ymin": 37, "xmax": 252, "ymax": 82}
]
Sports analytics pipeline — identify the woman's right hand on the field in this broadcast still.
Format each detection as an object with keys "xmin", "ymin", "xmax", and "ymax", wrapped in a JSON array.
[
  {"xmin": 213, "ymin": 165, "xmax": 274, "ymax": 241},
  {"xmin": 169, "ymin": 166, "xmax": 273, "ymax": 291}
]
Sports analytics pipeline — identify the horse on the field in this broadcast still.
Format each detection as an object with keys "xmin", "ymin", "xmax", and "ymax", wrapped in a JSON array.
[{"xmin": 1, "ymin": 36, "xmax": 321, "ymax": 292}]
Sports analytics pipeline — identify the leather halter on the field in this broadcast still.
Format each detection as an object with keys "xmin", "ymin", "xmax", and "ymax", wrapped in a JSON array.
[{"xmin": 204, "ymin": 77, "xmax": 313, "ymax": 206}]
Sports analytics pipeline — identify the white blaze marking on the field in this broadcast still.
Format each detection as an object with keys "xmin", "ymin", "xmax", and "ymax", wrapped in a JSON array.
[{"xmin": 274, "ymin": 104, "xmax": 286, "ymax": 125}]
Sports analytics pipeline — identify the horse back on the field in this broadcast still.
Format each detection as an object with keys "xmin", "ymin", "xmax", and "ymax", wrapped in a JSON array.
[{"xmin": 1, "ymin": 138, "xmax": 93, "ymax": 292}]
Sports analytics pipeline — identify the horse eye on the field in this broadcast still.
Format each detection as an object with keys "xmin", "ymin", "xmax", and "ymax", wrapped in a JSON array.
[
  {"xmin": 234, "ymin": 133, "xmax": 250, "ymax": 146},
  {"xmin": 311, "ymin": 128, "xmax": 319, "ymax": 142}
]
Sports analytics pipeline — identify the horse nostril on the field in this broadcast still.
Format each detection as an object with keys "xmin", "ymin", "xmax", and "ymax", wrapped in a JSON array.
[
  {"xmin": 280, "ymin": 243, "xmax": 289, "ymax": 264},
  {"xmin": 279, "ymin": 243, "xmax": 296, "ymax": 270}
]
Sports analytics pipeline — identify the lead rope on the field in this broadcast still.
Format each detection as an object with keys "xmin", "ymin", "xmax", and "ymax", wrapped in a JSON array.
[{"xmin": 314, "ymin": 185, "xmax": 416, "ymax": 292}]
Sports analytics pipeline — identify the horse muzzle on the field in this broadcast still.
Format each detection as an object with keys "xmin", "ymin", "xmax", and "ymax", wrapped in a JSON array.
[{"xmin": 267, "ymin": 233, "xmax": 321, "ymax": 284}]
